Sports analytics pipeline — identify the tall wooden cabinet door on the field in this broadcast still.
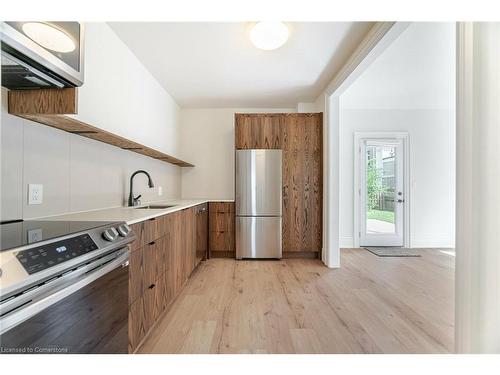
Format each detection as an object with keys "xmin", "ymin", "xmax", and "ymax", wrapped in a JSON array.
[{"xmin": 282, "ymin": 113, "xmax": 323, "ymax": 253}]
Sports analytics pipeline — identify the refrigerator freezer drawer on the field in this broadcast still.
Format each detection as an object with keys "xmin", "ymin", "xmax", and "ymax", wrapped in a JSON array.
[
  {"xmin": 235, "ymin": 149, "xmax": 282, "ymax": 216},
  {"xmin": 236, "ymin": 216, "xmax": 282, "ymax": 259}
]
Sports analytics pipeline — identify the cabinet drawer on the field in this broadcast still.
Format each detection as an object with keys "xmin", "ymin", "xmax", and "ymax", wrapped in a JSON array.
[
  {"xmin": 129, "ymin": 222, "xmax": 144, "ymax": 252},
  {"xmin": 209, "ymin": 202, "xmax": 234, "ymax": 213},
  {"xmin": 143, "ymin": 218, "xmax": 160, "ymax": 245},
  {"xmin": 209, "ymin": 231, "xmax": 235, "ymax": 252},
  {"xmin": 209, "ymin": 212, "xmax": 234, "ymax": 232},
  {"xmin": 142, "ymin": 239, "xmax": 162, "ymax": 289},
  {"xmin": 130, "ymin": 216, "xmax": 167, "ymax": 250}
]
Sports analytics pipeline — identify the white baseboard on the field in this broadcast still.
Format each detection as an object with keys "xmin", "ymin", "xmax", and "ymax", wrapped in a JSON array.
[
  {"xmin": 340, "ymin": 236, "xmax": 354, "ymax": 248},
  {"xmin": 339, "ymin": 236, "xmax": 454, "ymax": 249},
  {"xmin": 410, "ymin": 238, "xmax": 455, "ymax": 248}
]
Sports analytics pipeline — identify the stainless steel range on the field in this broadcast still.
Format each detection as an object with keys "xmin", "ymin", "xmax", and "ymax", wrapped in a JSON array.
[{"xmin": 0, "ymin": 220, "xmax": 135, "ymax": 354}]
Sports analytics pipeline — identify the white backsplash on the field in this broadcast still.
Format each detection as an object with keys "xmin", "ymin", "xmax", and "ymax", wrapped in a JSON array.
[{"xmin": 0, "ymin": 89, "xmax": 181, "ymax": 221}]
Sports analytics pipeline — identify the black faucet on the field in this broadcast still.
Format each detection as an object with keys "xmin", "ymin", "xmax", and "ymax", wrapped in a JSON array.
[{"xmin": 128, "ymin": 170, "xmax": 155, "ymax": 207}]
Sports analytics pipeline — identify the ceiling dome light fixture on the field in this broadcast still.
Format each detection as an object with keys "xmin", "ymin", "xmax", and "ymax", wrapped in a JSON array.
[
  {"xmin": 250, "ymin": 21, "xmax": 289, "ymax": 51},
  {"xmin": 22, "ymin": 22, "xmax": 76, "ymax": 53}
]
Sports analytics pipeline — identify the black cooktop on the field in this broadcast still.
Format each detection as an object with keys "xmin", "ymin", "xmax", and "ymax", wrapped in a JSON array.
[{"xmin": 0, "ymin": 220, "xmax": 115, "ymax": 252}]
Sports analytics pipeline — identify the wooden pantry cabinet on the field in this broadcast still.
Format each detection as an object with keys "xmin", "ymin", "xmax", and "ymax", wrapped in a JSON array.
[
  {"xmin": 235, "ymin": 113, "xmax": 323, "ymax": 257},
  {"xmin": 127, "ymin": 204, "xmax": 206, "ymax": 352}
]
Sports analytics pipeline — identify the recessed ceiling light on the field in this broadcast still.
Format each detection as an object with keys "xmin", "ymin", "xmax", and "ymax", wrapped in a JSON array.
[
  {"xmin": 22, "ymin": 22, "xmax": 76, "ymax": 53},
  {"xmin": 250, "ymin": 21, "xmax": 289, "ymax": 51}
]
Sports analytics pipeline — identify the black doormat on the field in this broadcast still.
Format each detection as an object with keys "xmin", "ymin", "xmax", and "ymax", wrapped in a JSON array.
[{"xmin": 363, "ymin": 247, "xmax": 421, "ymax": 257}]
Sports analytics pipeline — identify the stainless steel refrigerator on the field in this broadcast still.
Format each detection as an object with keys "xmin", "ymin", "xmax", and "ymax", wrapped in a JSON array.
[{"xmin": 235, "ymin": 149, "xmax": 282, "ymax": 259}]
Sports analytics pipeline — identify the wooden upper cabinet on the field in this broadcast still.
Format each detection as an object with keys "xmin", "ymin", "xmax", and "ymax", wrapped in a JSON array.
[
  {"xmin": 282, "ymin": 113, "xmax": 322, "ymax": 152},
  {"xmin": 235, "ymin": 114, "xmax": 283, "ymax": 149}
]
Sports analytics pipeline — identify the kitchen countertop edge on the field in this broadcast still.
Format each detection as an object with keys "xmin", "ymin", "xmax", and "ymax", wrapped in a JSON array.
[{"xmin": 33, "ymin": 199, "xmax": 234, "ymax": 225}]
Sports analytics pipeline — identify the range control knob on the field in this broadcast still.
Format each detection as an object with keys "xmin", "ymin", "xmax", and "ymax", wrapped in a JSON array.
[
  {"xmin": 117, "ymin": 223, "xmax": 131, "ymax": 237},
  {"xmin": 102, "ymin": 227, "xmax": 119, "ymax": 241}
]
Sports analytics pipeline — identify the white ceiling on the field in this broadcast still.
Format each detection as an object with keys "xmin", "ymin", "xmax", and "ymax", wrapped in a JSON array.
[
  {"xmin": 108, "ymin": 22, "xmax": 374, "ymax": 108},
  {"xmin": 342, "ymin": 22, "xmax": 456, "ymax": 110}
]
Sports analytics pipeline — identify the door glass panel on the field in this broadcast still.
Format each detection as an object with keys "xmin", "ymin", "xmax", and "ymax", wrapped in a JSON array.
[{"xmin": 365, "ymin": 145, "xmax": 396, "ymax": 234}]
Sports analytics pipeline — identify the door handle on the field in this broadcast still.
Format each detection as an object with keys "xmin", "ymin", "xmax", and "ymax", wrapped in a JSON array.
[{"xmin": 397, "ymin": 199, "xmax": 405, "ymax": 203}]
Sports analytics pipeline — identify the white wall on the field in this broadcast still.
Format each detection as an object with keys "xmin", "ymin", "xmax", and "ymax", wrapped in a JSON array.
[
  {"xmin": 0, "ymin": 22, "xmax": 182, "ymax": 221},
  {"xmin": 179, "ymin": 108, "xmax": 295, "ymax": 200},
  {"xmin": 339, "ymin": 108, "xmax": 455, "ymax": 247},
  {"xmin": 72, "ymin": 22, "xmax": 181, "ymax": 156}
]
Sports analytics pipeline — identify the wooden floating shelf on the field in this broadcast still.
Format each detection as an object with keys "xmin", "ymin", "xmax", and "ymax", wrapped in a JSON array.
[{"xmin": 8, "ymin": 88, "xmax": 194, "ymax": 168}]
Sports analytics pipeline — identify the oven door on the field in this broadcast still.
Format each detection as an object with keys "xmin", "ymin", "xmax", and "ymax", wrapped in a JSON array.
[{"xmin": 0, "ymin": 249, "xmax": 129, "ymax": 354}]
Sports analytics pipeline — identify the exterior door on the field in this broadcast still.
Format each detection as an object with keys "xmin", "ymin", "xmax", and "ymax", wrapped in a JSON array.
[{"xmin": 359, "ymin": 139, "xmax": 404, "ymax": 247}]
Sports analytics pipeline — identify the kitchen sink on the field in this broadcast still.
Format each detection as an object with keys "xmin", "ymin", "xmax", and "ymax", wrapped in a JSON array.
[{"xmin": 135, "ymin": 204, "xmax": 177, "ymax": 209}]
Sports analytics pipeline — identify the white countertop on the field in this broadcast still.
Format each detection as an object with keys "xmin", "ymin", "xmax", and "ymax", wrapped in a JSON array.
[{"xmin": 34, "ymin": 199, "xmax": 234, "ymax": 225}]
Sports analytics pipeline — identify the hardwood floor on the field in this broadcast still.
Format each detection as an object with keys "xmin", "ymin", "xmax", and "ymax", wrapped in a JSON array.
[{"xmin": 139, "ymin": 248, "xmax": 454, "ymax": 354}]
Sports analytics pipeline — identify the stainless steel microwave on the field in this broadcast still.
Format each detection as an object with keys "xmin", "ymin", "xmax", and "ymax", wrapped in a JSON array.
[{"xmin": 0, "ymin": 22, "xmax": 84, "ymax": 89}]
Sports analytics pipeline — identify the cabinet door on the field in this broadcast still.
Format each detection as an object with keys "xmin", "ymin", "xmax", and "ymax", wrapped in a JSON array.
[
  {"xmin": 128, "ymin": 296, "xmax": 146, "ymax": 353},
  {"xmin": 195, "ymin": 204, "xmax": 208, "ymax": 264},
  {"xmin": 170, "ymin": 211, "xmax": 183, "ymax": 296},
  {"xmin": 235, "ymin": 114, "xmax": 283, "ymax": 149},
  {"xmin": 128, "ymin": 246, "xmax": 144, "ymax": 305},
  {"xmin": 282, "ymin": 114, "xmax": 322, "ymax": 253},
  {"xmin": 181, "ymin": 207, "xmax": 196, "ymax": 279}
]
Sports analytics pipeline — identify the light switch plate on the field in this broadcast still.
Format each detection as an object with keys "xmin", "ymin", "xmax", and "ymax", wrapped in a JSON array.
[
  {"xmin": 158, "ymin": 186, "xmax": 163, "ymax": 196},
  {"xmin": 28, "ymin": 184, "xmax": 43, "ymax": 205}
]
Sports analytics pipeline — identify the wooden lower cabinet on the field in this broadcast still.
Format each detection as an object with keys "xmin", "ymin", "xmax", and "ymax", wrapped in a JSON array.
[
  {"xmin": 128, "ymin": 203, "xmax": 207, "ymax": 352},
  {"xmin": 208, "ymin": 202, "xmax": 235, "ymax": 257}
]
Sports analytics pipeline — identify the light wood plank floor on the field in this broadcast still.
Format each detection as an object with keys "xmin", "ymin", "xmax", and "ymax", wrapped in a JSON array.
[{"xmin": 139, "ymin": 248, "xmax": 454, "ymax": 354}]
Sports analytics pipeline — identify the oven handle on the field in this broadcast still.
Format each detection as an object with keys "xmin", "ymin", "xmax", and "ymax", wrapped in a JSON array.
[{"xmin": 0, "ymin": 250, "xmax": 129, "ymax": 335}]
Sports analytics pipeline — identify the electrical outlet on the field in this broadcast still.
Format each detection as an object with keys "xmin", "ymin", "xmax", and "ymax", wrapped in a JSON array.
[
  {"xmin": 27, "ymin": 228, "xmax": 43, "ymax": 243},
  {"xmin": 28, "ymin": 184, "xmax": 43, "ymax": 205},
  {"xmin": 158, "ymin": 186, "xmax": 163, "ymax": 196}
]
